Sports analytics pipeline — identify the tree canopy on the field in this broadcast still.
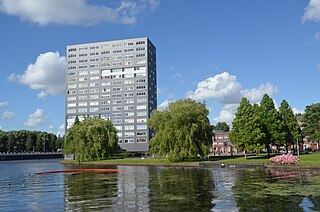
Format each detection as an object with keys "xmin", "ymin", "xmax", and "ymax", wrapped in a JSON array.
[
  {"xmin": 229, "ymin": 98, "xmax": 265, "ymax": 157},
  {"xmin": 148, "ymin": 99, "xmax": 212, "ymax": 162},
  {"xmin": 0, "ymin": 130, "xmax": 62, "ymax": 153},
  {"xmin": 302, "ymin": 103, "xmax": 320, "ymax": 143},
  {"xmin": 278, "ymin": 100, "xmax": 302, "ymax": 152},
  {"xmin": 214, "ymin": 122, "xmax": 230, "ymax": 132},
  {"xmin": 64, "ymin": 117, "xmax": 119, "ymax": 163}
]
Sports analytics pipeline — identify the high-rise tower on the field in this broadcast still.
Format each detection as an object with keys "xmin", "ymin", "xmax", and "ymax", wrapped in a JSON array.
[{"xmin": 66, "ymin": 37, "xmax": 156, "ymax": 152}]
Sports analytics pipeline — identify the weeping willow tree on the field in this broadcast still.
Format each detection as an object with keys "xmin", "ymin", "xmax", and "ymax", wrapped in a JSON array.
[
  {"xmin": 64, "ymin": 117, "xmax": 118, "ymax": 163},
  {"xmin": 148, "ymin": 99, "xmax": 213, "ymax": 162}
]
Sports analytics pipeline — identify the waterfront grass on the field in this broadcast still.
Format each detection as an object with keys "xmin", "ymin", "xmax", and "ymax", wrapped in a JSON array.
[{"xmin": 62, "ymin": 153, "xmax": 320, "ymax": 166}]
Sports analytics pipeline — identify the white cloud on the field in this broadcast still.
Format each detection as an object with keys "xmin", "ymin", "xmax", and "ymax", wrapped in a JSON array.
[
  {"xmin": 241, "ymin": 82, "xmax": 278, "ymax": 103},
  {"xmin": 172, "ymin": 72, "xmax": 182, "ymax": 79},
  {"xmin": 0, "ymin": 124, "xmax": 2, "ymax": 130},
  {"xmin": 8, "ymin": 51, "xmax": 66, "ymax": 96},
  {"xmin": 38, "ymin": 91, "xmax": 48, "ymax": 99},
  {"xmin": 303, "ymin": 0, "xmax": 320, "ymax": 23},
  {"xmin": 188, "ymin": 72, "xmax": 278, "ymax": 125},
  {"xmin": 0, "ymin": 101, "xmax": 9, "ymax": 108},
  {"xmin": 187, "ymin": 72, "xmax": 242, "ymax": 104},
  {"xmin": 213, "ymin": 104, "xmax": 239, "ymax": 126},
  {"xmin": 0, "ymin": 0, "xmax": 160, "ymax": 26},
  {"xmin": 57, "ymin": 123, "xmax": 65, "ymax": 136},
  {"xmin": 292, "ymin": 108, "xmax": 304, "ymax": 115},
  {"xmin": 314, "ymin": 32, "xmax": 320, "ymax": 40},
  {"xmin": 24, "ymin": 109, "xmax": 47, "ymax": 128},
  {"xmin": 158, "ymin": 99, "xmax": 171, "ymax": 110},
  {"xmin": 0, "ymin": 111, "xmax": 15, "ymax": 120}
]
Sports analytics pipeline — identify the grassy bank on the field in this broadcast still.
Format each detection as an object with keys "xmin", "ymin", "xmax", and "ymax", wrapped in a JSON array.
[{"xmin": 62, "ymin": 153, "xmax": 320, "ymax": 166}]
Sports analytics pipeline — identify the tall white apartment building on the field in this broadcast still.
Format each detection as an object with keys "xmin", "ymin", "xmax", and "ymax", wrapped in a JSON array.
[{"xmin": 66, "ymin": 37, "xmax": 157, "ymax": 152}]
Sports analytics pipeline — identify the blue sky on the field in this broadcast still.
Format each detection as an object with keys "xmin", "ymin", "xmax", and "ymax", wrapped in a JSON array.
[{"xmin": 0, "ymin": 0, "xmax": 319, "ymax": 135}]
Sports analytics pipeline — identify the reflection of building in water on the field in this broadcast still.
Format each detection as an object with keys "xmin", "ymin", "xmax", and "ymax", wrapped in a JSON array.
[
  {"xmin": 211, "ymin": 169, "xmax": 239, "ymax": 211},
  {"xmin": 112, "ymin": 166, "xmax": 149, "ymax": 211}
]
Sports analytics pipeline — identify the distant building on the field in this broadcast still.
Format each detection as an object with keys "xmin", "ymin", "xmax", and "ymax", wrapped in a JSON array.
[
  {"xmin": 296, "ymin": 115, "xmax": 319, "ymax": 150},
  {"xmin": 212, "ymin": 130, "xmax": 236, "ymax": 155},
  {"xmin": 65, "ymin": 37, "xmax": 157, "ymax": 152}
]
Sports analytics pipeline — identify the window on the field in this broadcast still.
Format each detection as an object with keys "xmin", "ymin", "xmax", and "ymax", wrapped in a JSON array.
[
  {"xmin": 112, "ymin": 113, "xmax": 122, "ymax": 117},
  {"xmin": 90, "ymin": 82, "xmax": 99, "ymax": 87},
  {"xmin": 100, "ymin": 114, "xmax": 110, "ymax": 119},
  {"xmin": 112, "ymin": 81, "xmax": 122, "ymax": 85},
  {"xmin": 136, "ymin": 41, "xmax": 145, "ymax": 45},
  {"xmin": 79, "ymin": 77, "xmax": 88, "ymax": 81},
  {"xmin": 114, "ymin": 126, "xmax": 123, "ymax": 130},
  {"xmin": 136, "ymin": 85, "xmax": 146, "ymax": 90},
  {"xmin": 78, "ymin": 96, "xmax": 88, "ymax": 100},
  {"xmin": 90, "ymin": 101, "xmax": 99, "ymax": 106},
  {"xmin": 101, "ymin": 100, "xmax": 110, "ymax": 105},
  {"xmin": 117, "ymin": 133, "xmax": 123, "ymax": 138},
  {"xmin": 124, "ymin": 125, "xmax": 134, "ymax": 130},
  {"xmin": 78, "ymin": 108, "xmax": 87, "ymax": 113},
  {"xmin": 89, "ymin": 107, "xmax": 99, "ymax": 112},
  {"xmin": 89, "ymin": 88, "xmax": 99, "ymax": 93},
  {"xmin": 124, "ymin": 112, "xmax": 134, "ymax": 117},
  {"xmin": 90, "ymin": 76, "xmax": 99, "ymax": 80},
  {"xmin": 68, "ymin": 84, "xmax": 77, "ymax": 89},
  {"xmin": 67, "ymin": 96, "xmax": 76, "ymax": 101},
  {"xmin": 136, "ymin": 92, "xmax": 146, "ymax": 96},
  {"xmin": 112, "ymin": 119, "xmax": 122, "ymax": 124},
  {"xmin": 100, "ymin": 107, "xmax": 110, "ymax": 112},
  {"xmin": 112, "ymin": 100, "xmax": 122, "ymax": 105},
  {"xmin": 125, "ymin": 86, "xmax": 134, "ymax": 91},
  {"xmin": 124, "ymin": 132, "xmax": 134, "ymax": 137},
  {"xmin": 124, "ymin": 99, "xmax": 134, "ymax": 104},
  {"xmin": 124, "ymin": 80, "xmax": 134, "ymax": 84},
  {"xmin": 67, "ymin": 103, "xmax": 76, "ymax": 107},
  {"xmin": 78, "ymin": 102, "xmax": 88, "ymax": 107},
  {"xmin": 112, "ymin": 93, "xmax": 122, "ymax": 98},
  {"xmin": 137, "ymin": 111, "xmax": 147, "ymax": 116},
  {"xmin": 124, "ymin": 139, "xmax": 135, "ymax": 143},
  {"xmin": 137, "ymin": 125, "xmax": 147, "ymax": 130},
  {"xmin": 136, "ymin": 47, "xmax": 145, "ymax": 51},
  {"xmin": 124, "ymin": 105, "xmax": 134, "ymax": 110},
  {"xmin": 137, "ymin": 131, "xmax": 147, "ymax": 136},
  {"xmin": 101, "ymin": 88, "xmax": 110, "ymax": 93},
  {"xmin": 112, "ymin": 106, "xmax": 122, "ymax": 111},
  {"xmin": 78, "ymin": 89, "xmax": 87, "ymax": 94},
  {"xmin": 89, "ymin": 95, "xmax": 99, "ymax": 100},
  {"xmin": 136, "ymin": 59, "xmax": 146, "ymax": 65},
  {"xmin": 137, "ymin": 138, "xmax": 147, "ymax": 143},
  {"xmin": 137, "ymin": 98, "xmax": 146, "ymax": 103},
  {"xmin": 137, "ymin": 79, "xmax": 146, "ymax": 83},
  {"xmin": 137, "ymin": 105, "xmax": 146, "ymax": 110},
  {"xmin": 67, "ymin": 109, "xmax": 76, "ymax": 113},
  {"xmin": 78, "ymin": 83, "xmax": 88, "ymax": 88},
  {"xmin": 124, "ymin": 119, "xmax": 134, "ymax": 123},
  {"xmin": 136, "ymin": 53, "xmax": 145, "ymax": 58},
  {"xmin": 101, "ymin": 94, "xmax": 110, "ymax": 99},
  {"xmin": 101, "ymin": 82, "xmax": 111, "ymax": 86},
  {"xmin": 112, "ymin": 87, "xmax": 122, "ymax": 92},
  {"xmin": 68, "ymin": 90, "xmax": 77, "ymax": 95},
  {"xmin": 137, "ymin": 118, "xmax": 147, "ymax": 123},
  {"xmin": 124, "ymin": 93, "xmax": 134, "ymax": 97}
]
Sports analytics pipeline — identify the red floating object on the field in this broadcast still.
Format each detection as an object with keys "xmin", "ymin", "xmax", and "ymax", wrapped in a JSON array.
[{"xmin": 35, "ymin": 169, "xmax": 126, "ymax": 175}]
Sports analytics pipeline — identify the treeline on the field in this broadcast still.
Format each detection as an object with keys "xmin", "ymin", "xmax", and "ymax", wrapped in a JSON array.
[
  {"xmin": 229, "ymin": 94, "xmax": 302, "ymax": 157},
  {"xmin": 0, "ymin": 130, "xmax": 64, "ymax": 153}
]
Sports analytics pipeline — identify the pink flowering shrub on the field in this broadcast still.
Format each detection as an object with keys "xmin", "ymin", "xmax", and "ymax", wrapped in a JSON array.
[{"xmin": 269, "ymin": 153, "xmax": 299, "ymax": 164}]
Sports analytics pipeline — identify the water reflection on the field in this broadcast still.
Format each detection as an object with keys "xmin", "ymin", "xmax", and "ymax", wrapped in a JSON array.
[
  {"xmin": 2, "ymin": 160, "xmax": 320, "ymax": 211},
  {"xmin": 148, "ymin": 167, "xmax": 214, "ymax": 211}
]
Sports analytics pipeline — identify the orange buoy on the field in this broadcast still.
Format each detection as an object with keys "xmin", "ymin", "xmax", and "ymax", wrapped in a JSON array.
[{"xmin": 35, "ymin": 169, "xmax": 126, "ymax": 174}]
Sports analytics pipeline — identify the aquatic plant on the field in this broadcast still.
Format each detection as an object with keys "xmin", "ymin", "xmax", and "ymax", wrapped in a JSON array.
[{"xmin": 269, "ymin": 153, "xmax": 299, "ymax": 164}]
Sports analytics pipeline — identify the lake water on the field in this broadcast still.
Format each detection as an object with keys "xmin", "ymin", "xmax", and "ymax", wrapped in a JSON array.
[{"xmin": 0, "ymin": 160, "xmax": 320, "ymax": 211}]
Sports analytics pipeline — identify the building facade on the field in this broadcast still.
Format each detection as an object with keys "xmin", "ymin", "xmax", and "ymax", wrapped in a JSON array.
[
  {"xmin": 212, "ymin": 130, "xmax": 236, "ymax": 155},
  {"xmin": 66, "ymin": 37, "xmax": 157, "ymax": 152}
]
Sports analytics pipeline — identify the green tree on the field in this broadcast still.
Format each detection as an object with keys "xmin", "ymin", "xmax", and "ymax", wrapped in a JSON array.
[
  {"xmin": 302, "ymin": 103, "xmax": 320, "ymax": 147},
  {"xmin": 148, "ymin": 99, "xmax": 212, "ymax": 162},
  {"xmin": 259, "ymin": 94, "xmax": 284, "ymax": 154},
  {"xmin": 229, "ymin": 98, "xmax": 265, "ymax": 158},
  {"xmin": 0, "ymin": 130, "xmax": 8, "ymax": 153},
  {"xmin": 214, "ymin": 122, "xmax": 230, "ymax": 132},
  {"xmin": 64, "ymin": 117, "xmax": 118, "ymax": 163},
  {"xmin": 279, "ymin": 100, "xmax": 302, "ymax": 152}
]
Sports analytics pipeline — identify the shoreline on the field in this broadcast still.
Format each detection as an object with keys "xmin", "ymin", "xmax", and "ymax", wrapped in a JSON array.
[{"xmin": 60, "ymin": 160, "xmax": 320, "ymax": 170}]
